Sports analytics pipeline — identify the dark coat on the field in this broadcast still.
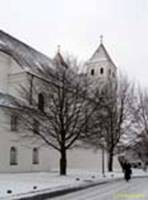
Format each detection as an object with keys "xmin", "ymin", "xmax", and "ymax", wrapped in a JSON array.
[{"xmin": 124, "ymin": 163, "xmax": 132, "ymax": 181}]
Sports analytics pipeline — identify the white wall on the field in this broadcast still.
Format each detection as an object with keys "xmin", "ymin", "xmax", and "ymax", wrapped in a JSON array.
[
  {"xmin": 48, "ymin": 147, "xmax": 121, "ymax": 173},
  {"xmin": 0, "ymin": 108, "xmax": 52, "ymax": 173},
  {"xmin": 0, "ymin": 52, "xmax": 53, "ymax": 173}
]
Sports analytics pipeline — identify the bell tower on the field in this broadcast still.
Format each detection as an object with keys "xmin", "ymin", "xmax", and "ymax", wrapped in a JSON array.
[{"xmin": 85, "ymin": 36, "xmax": 117, "ymax": 87}]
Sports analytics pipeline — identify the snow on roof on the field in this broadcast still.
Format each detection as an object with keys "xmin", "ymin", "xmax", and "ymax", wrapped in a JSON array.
[{"xmin": 0, "ymin": 30, "xmax": 54, "ymax": 72}]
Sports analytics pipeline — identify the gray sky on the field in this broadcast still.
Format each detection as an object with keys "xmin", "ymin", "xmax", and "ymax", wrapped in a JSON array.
[{"xmin": 0, "ymin": 0, "xmax": 148, "ymax": 86}]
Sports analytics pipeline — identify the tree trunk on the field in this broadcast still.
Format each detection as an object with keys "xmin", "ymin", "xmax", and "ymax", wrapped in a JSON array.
[
  {"xmin": 60, "ymin": 148, "xmax": 67, "ymax": 175},
  {"xmin": 108, "ymin": 151, "xmax": 114, "ymax": 172}
]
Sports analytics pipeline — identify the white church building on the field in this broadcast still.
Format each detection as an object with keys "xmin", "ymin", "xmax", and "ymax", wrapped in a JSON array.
[{"xmin": 0, "ymin": 30, "xmax": 120, "ymax": 173}]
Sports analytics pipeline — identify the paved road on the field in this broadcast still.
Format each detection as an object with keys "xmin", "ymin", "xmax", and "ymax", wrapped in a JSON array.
[{"xmin": 47, "ymin": 177, "xmax": 148, "ymax": 200}]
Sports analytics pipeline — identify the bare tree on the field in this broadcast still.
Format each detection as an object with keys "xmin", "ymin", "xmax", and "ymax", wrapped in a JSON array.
[
  {"xmin": 131, "ymin": 88, "xmax": 148, "ymax": 170},
  {"xmin": 9, "ymin": 55, "xmax": 97, "ymax": 175},
  {"xmin": 134, "ymin": 88, "xmax": 148, "ymax": 134},
  {"xmin": 82, "ymin": 73, "xmax": 135, "ymax": 172}
]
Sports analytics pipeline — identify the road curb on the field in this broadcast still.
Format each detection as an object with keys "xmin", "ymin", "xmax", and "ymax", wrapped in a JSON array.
[
  {"xmin": 15, "ymin": 178, "xmax": 123, "ymax": 200},
  {"xmin": 12, "ymin": 175, "xmax": 148, "ymax": 200}
]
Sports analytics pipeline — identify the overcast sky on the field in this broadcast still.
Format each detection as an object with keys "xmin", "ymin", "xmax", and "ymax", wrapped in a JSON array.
[{"xmin": 0, "ymin": 0, "xmax": 148, "ymax": 86}]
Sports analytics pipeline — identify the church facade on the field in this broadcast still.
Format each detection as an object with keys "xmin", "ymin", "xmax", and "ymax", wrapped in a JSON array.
[{"xmin": 0, "ymin": 30, "xmax": 119, "ymax": 173}]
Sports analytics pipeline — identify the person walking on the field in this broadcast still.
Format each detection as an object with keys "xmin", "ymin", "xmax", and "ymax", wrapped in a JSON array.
[{"xmin": 123, "ymin": 162, "xmax": 132, "ymax": 182}]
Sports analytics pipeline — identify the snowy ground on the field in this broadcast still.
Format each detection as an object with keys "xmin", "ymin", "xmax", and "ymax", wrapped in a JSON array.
[
  {"xmin": 0, "ymin": 169, "xmax": 147, "ymax": 200},
  {"xmin": 49, "ymin": 176, "xmax": 148, "ymax": 200}
]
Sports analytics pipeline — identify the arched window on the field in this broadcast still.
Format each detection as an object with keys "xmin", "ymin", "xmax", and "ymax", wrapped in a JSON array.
[
  {"xmin": 32, "ymin": 148, "xmax": 39, "ymax": 164},
  {"xmin": 10, "ymin": 147, "xmax": 18, "ymax": 165},
  {"xmin": 38, "ymin": 93, "xmax": 44, "ymax": 112},
  {"xmin": 100, "ymin": 68, "xmax": 104, "ymax": 74},
  {"xmin": 91, "ymin": 69, "xmax": 95, "ymax": 76}
]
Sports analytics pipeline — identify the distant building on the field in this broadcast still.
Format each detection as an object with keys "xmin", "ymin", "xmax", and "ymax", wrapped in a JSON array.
[{"xmin": 0, "ymin": 30, "xmax": 120, "ymax": 172}]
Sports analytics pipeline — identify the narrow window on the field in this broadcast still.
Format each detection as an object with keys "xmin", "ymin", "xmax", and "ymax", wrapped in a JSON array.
[
  {"xmin": 11, "ymin": 115, "xmax": 18, "ymax": 131},
  {"xmin": 32, "ymin": 148, "xmax": 39, "ymax": 164},
  {"xmin": 10, "ymin": 147, "xmax": 18, "ymax": 165},
  {"xmin": 91, "ymin": 69, "xmax": 95, "ymax": 76},
  {"xmin": 100, "ymin": 68, "xmax": 104, "ymax": 74},
  {"xmin": 38, "ymin": 93, "xmax": 44, "ymax": 112}
]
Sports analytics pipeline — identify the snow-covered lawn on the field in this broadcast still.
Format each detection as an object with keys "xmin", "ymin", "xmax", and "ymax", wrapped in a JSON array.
[{"xmin": 0, "ymin": 169, "xmax": 147, "ymax": 200}]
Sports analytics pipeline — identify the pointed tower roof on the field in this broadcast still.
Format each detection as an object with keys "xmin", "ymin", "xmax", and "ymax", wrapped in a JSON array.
[
  {"xmin": 88, "ymin": 35, "xmax": 117, "ymax": 68},
  {"xmin": 53, "ymin": 45, "xmax": 68, "ymax": 69}
]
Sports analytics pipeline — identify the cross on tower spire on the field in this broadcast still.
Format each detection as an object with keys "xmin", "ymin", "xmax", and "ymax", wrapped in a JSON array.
[
  {"xmin": 57, "ymin": 44, "xmax": 61, "ymax": 53},
  {"xmin": 100, "ymin": 35, "xmax": 103, "ymax": 44}
]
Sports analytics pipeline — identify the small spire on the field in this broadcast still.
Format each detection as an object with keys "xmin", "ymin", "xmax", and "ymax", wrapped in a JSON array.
[
  {"xmin": 100, "ymin": 35, "xmax": 103, "ymax": 44},
  {"xmin": 57, "ymin": 44, "xmax": 61, "ymax": 53}
]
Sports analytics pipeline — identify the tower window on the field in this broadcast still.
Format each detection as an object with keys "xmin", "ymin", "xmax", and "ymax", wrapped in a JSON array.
[
  {"xmin": 38, "ymin": 93, "xmax": 44, "ymax": 112},
  {"xmin": 11, "ymin": 115, "xmax": 18, "ymax": 131},
  {"xmin": 10, "ymin": 147, "xmax": 18, "ymax": 165},
  {"xmin": 32, "ymin": 148, "xmax": 39, "ymax": 164},
  {"xmin": 91, "ymin": 69, "xmax": 95, "ymax": 76},
  {"xmin": 100, "ymin": 68, "xmax": 104, "ymax": 74}
]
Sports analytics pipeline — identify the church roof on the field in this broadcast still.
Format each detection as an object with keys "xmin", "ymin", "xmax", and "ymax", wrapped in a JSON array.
[
  {"xmin": 88, "ymin": 41, "xmax": 117, "ymax": 68},
  {"xmin": 0, "ymin": 30, "xmax": 54, "ymax": 72}
]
